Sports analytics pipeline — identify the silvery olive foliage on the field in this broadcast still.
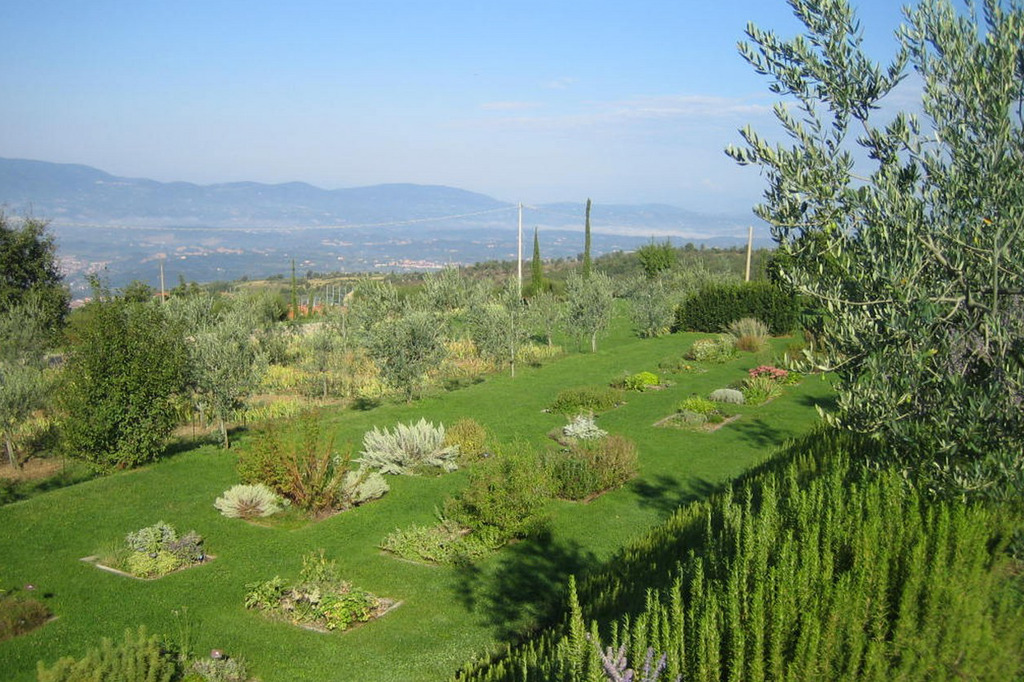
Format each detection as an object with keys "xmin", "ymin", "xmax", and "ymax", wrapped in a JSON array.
[{"xmin": 727, "ymin": 0, "xmax": 1024, "ymax": 496}]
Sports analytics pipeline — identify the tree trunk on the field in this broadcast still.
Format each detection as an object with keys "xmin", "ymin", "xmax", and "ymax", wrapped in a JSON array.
[
  {"xmin": 4, "ymin": 433, "xmax": 19, "ymax": 470},
  {"xmin": 219, "ymin": 417, "xmax": 229, "ymax": 449},
  {"xmin": 590, "ymin": 331, "xmax": 597, "ymax": 353}
]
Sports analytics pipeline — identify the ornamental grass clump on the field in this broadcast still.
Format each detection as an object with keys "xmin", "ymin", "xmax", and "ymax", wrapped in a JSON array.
[
  {"xmin": 214, "ymin": 484, "xmax": 283, "ymax": 519},
  {"xmin": 727, "ymin": 316, "xmax": 770, "ymax": 352},
  {"xmin": 359, "ymin": 418, "xmax": 458, "ymax": 475},
  {"xmin": 742, "ymin": 374, "xmax": 784, "ymax": 406}
]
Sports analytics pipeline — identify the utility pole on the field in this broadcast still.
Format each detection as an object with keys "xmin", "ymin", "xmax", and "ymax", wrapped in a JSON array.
[
  {"xmin": 159, "ymin": 258, "xmax": 166, "ymax": 302},
  {"xmin": 745, "ymin": 226, "xmax": 753, "ymax": 282},
  {"xmin": 517, "ymin": 202, "xmax": 523, "ymax": 296}
]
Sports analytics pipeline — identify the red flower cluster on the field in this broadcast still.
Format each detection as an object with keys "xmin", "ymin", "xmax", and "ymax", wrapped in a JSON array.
[{"xmin": 749, "ymin": 365, "xmax": 788, "ymax": 381}]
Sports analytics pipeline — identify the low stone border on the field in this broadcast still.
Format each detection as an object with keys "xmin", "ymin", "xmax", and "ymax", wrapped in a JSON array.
[{"xmin": 80, "ymin": 555, "xmax": 216, "ymax": 580}]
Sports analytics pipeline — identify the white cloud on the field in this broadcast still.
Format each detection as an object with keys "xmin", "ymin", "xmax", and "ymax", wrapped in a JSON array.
[{"xmin": 543, "ymin": 76, "xmax": 575, "ymax": 90}]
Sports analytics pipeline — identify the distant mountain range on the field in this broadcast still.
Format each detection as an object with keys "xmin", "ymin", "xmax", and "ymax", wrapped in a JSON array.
[{"xmin": 0, "ymin": 157, "xmax": 769, "ymax": 293}]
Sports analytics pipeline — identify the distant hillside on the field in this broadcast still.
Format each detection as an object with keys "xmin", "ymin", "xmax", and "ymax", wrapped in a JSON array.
[
  {"xmin": 0, "ymin": 157, "xmax": 770, "ymax": 294},
  {"xmin": 0, "ymin": 157, "xmax": 507, "ymax": 228}
]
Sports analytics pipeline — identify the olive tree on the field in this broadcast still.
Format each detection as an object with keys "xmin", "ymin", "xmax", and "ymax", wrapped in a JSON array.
[
  {"xmin": 469, "ymin": 279, "xmax": 529, "ymax": 377},
  {"xmin": 727, "ymin": 0, "xmax": 1024, "ymax": 494},
  {"xmin": 366, "ymin": 309, "xmax": 447, "ymax": 402},
  {"xmin": 563, "ymin": 270, "xmax": 614, "ymax": 352}
]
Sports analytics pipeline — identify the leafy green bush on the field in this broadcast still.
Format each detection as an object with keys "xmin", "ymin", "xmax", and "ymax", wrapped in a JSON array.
[
  {"xmin": 37, "ymin": 626, "xmax": 178, "ymax": 682},
  {"xmin": 244, "ymin": 551, "xmax": 385, "ymax": 632},
  {"xmin": 443, "ymin": 445, "xmax": 550, "ymax": 543},
  {"xmin": 214, "ymin": 484, "xmax": 283, "ymax": 519},
  {"xmin": 677, "ymin": 396, "xmax": 718, "ymax": 415},
  {"xmin": 549, "ymin": 386, "xmax": 623, "ymax": 415},
  {"xmin": 620, "ymin": 371, "xmax": 660, "ymax": 391},
  {"xmin": 358, "ymin": 418, "xmax": 458, "ymax": 475},
  {"xmin": 0, "ymin": 586, "xmax": 50, "ymax": 642},
  {"xmin": 674, "ymin": 281, "xmax": 800, "ymax": 335},
  {"xmin": 709, "ymin": 388, "xmax": 745, "ymax": 405},
  {"xmin": 444, "ymin": 418, "xmax": 490, "ymax": 464},
  {"xmin": 684, "ymin": 335, "xmax": 737, "ymax": 363},
  {"xmin": 545, "ymin": 435, "xmax": 639, "ymax": 501}
]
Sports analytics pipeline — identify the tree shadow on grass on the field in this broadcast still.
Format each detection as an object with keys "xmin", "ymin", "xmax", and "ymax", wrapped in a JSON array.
[
  {"xmin": 796, "ymin": 393, "xmax": 838, "ymax": 412},
  {"xmin": 630, "ymin": 475, "xmax": 722, "ymax": 517},
  {"xmin": 454, "ymin": 528, "xmax": 599, "ymax": 643},
  {"xmin": 730, "ymin": 417, "xmax": 787, "ymax": 449}
]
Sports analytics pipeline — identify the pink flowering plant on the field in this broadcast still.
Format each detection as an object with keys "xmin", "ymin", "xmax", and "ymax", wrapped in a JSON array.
[{"xmin": 748, "ymin": 365, "xmax": 788, "ymax": 382}]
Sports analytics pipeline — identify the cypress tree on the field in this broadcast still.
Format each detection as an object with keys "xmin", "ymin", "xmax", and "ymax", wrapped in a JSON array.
[
  {"xmin": 290, "ymin": 259, "xmax": 298, "ymax": 320},
  {"xmin": 582, "ymin": 198, "xmax": 592, "ymax": 279},
  {"xmin": 530, "ymin": 227, "xmax": 543, "ymax": 293}
]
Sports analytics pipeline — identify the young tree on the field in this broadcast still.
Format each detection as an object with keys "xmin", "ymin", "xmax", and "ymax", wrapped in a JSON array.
[
  {"xmin": 366, "ymin": 310, "xmax": 447, "ymax": 402},
  {"xmin": 635, "ymin": 239, "xmax": 676, "ymax": 279},
  {"xmin": 625, "ymin": 275, "xmax": 676, "ymax": 338},
  {"xmin": 58, "ymin": 293, "xmax": 188, "ymax": 468},
  {"xmin": 0, "ymin": 212, "xmax": 70, "ymax": 341},
  {"xmin": 469, "ymin": 279, "xmax": 529, "ymax": 377},
  {"xmin": 727, "ymin": 0, "xmax": 1024, "ymax": 494},
  {"xmin": 527, "ymin": 291, "xmax": 561, "ymax": 347},
  {"xmin": 563, "ymin": 270, "xmax": 614, "ymax": 352}
]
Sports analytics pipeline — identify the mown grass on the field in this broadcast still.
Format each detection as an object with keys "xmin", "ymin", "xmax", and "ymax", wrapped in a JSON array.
[{"xmin": 0, "ymin": 319, "xmax": 831, "ymax": 681}]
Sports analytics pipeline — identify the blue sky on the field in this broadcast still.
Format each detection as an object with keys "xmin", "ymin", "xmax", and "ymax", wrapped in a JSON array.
[{"xmin": 1, "ymin": 1, "xmax": 910, "ymax": 212}]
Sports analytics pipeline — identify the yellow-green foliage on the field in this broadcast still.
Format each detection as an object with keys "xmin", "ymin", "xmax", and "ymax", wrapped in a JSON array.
[
  {"xmin": 444, "ymin": 418, "xmax": 490, "ymax": 464},
  {"xmin": 37, "ymin": 626, "xmax": 178, "ymax": 682}
]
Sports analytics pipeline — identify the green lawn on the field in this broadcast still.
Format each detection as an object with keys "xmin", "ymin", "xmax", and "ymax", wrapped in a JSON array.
[{"xmin": 0, "ymin": 325, "xmax": 833, "ymax": 681}]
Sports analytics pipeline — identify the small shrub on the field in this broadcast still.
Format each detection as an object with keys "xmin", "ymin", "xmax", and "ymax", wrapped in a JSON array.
[
  {"xmin": 545, "ymin": 435, "xmax": 639, "ymax": 501},
  {"xmin": 342, "ymin": 469, "xmax": 390, "ymax": 506},
  {"xmin": 709, "ymin": 388, "xmax": 745, "ymax": 405},
  {"xmin": 727, "ymin": 316, "xmax": 770, "ymax": 352},
  {"xmin": 444, "ymin": 418, "xmax": 490, "ymax": 464},
  {"xmin": 358, "ymin": 418, "xmax": 458, "ymax": 475},
  {"xmin": 117, "ymin": 522, "xmax": 205, "ymax": 578},
  {"xmin": 443, "ymin": 445, "xmax": 550, "ymax": 543},
  {"xmin": 381, "ymin": 519, "xmax": 502, "ymax": 566},
  {"xmin": 684, "ymin": 335, "xmax": 737, "ymax": 363},
  {"xmin": 189, "ymin": 656, "xmax": 253, "ymax": 682},
  {"xmin": 244, "ymin": 550, "xmax": 385, "ymax": 632},
  {"xmin": 620, "ymin": 371, "xmax": 660, "ymax": 391},
  {"xmin": 677, "ymin": 396, "xmax": 718, "ymax": 415},
  {"xmin": 562, "ymin": 414, "xmax": 608, "ymax": 441},
  {"xmin": 550, "ymin": 386, "xmax": 623, "ymax": 415},
  {"xmin": 37, "ymin": 626, "xmax": 178, "ymax": 682},
  {"xmin": 0, "ymin": 587, "xmax": 50, "ymax": 642},
  {"xmin": 675, "ymin": 410, "xmax": 709, "ymax": 427},
  {"xmin": 742, "ymin": 374, "xmax": 784, "ymax": 405},
  {"xmin": 214, "ymin": 484, "xmax": 283, "ymax": 519},
  {"xmin": 239, "ymin": 413, "xmax": 385, "ymax": 516}
]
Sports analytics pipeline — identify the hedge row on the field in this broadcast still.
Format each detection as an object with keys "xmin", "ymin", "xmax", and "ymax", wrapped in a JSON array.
[{"xmin": 673, "ymin": 282, "xmax": 800, "ymax": 335}]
